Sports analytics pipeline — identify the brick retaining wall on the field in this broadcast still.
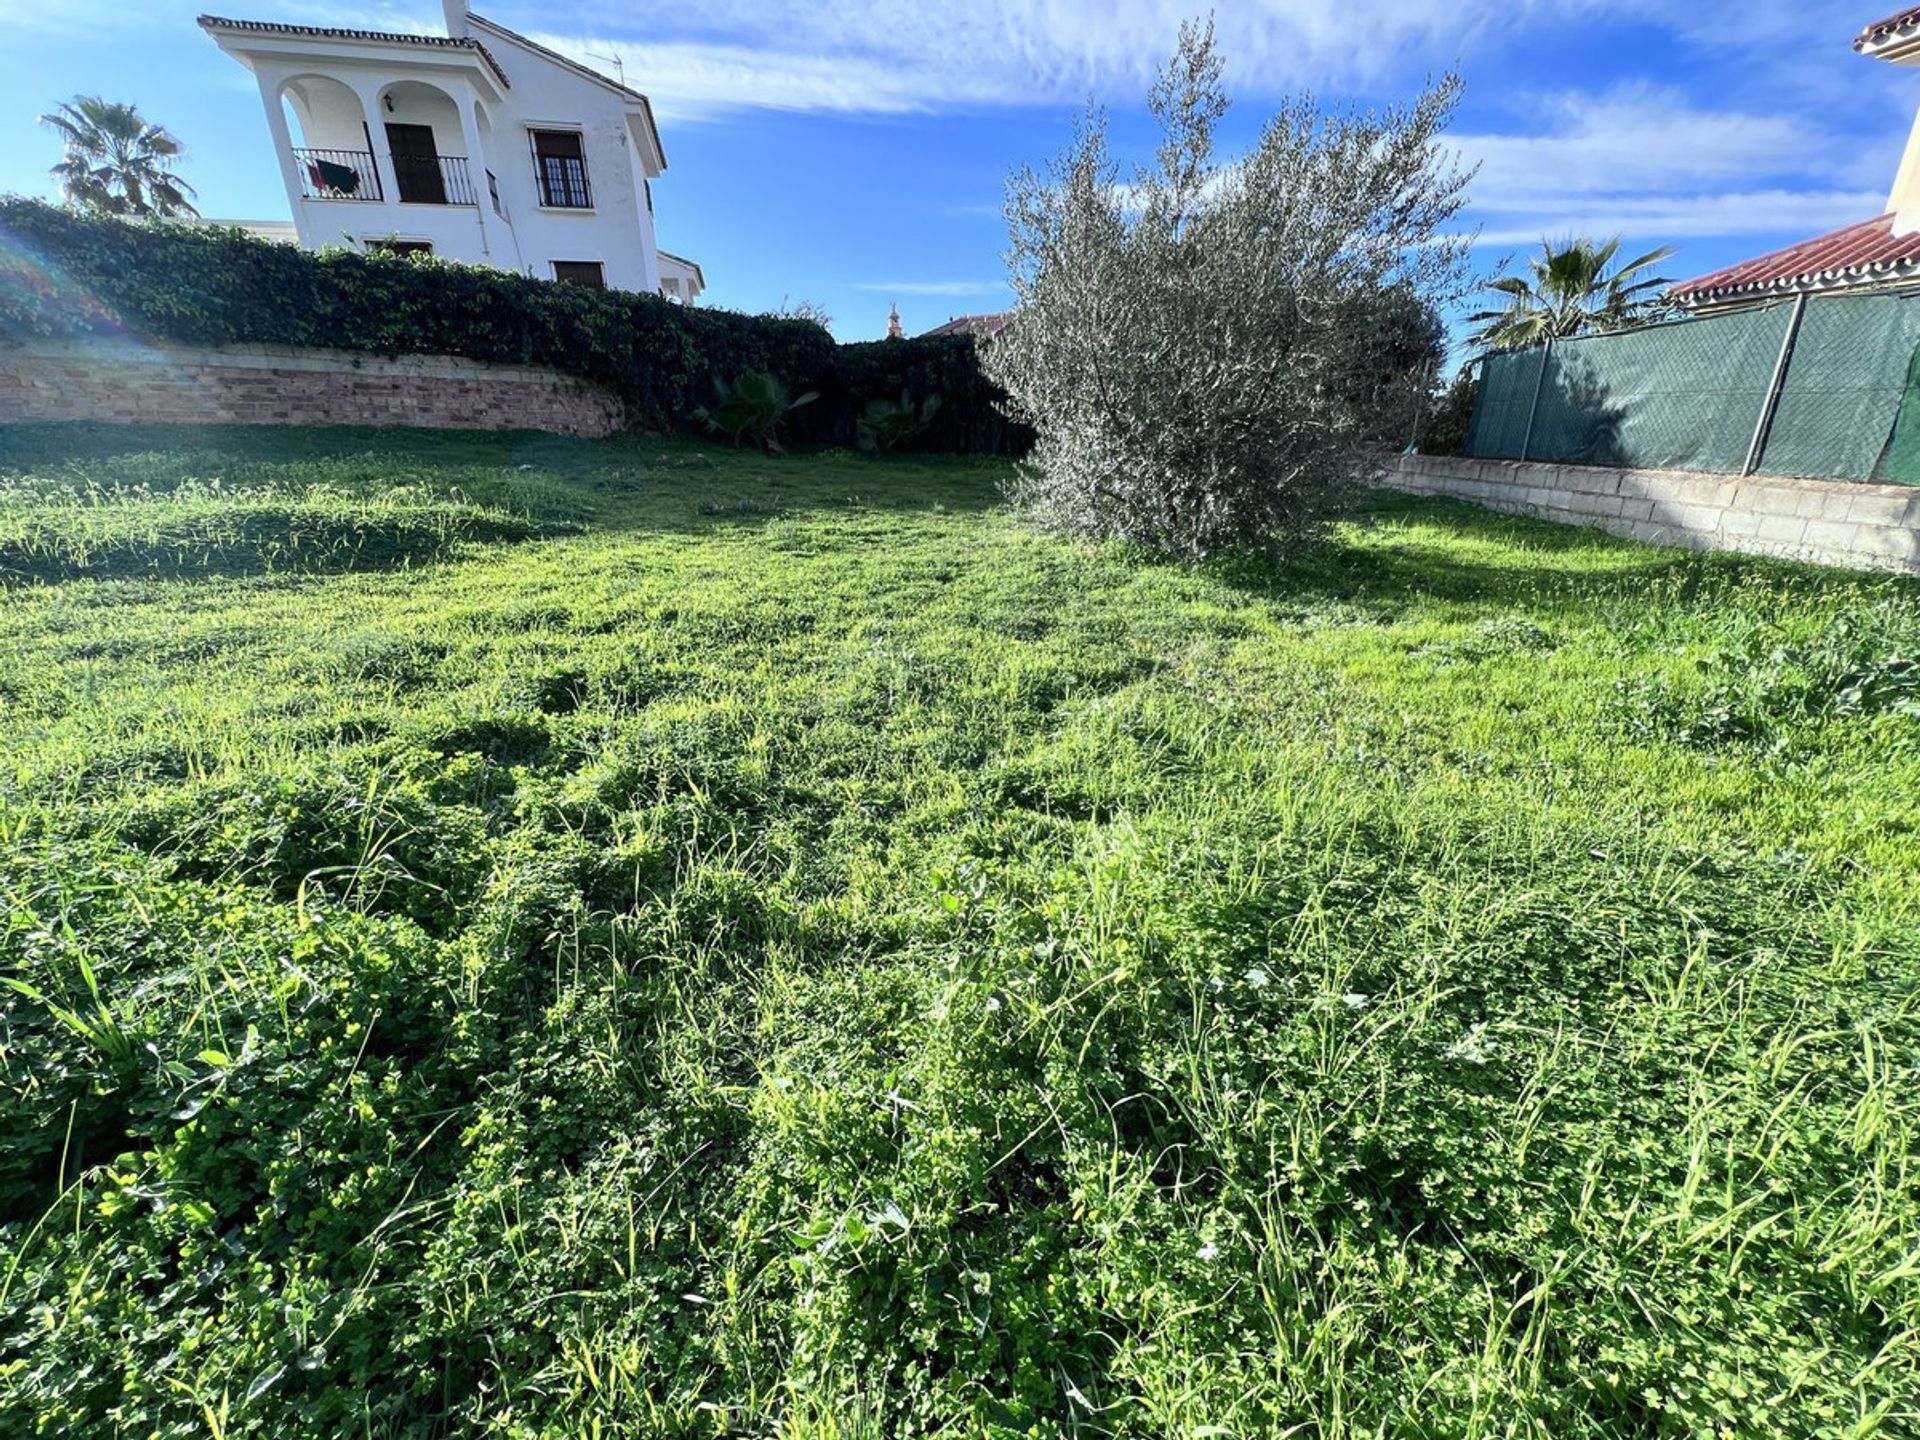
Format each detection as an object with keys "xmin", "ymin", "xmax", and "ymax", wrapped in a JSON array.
[
  {"xmin": 1387, "ymin": 453, "xmax": 1920, "ymax": 575},
  {"xmin": 0, "ymin": 340, "xmax": 625, "ymax": 437}
]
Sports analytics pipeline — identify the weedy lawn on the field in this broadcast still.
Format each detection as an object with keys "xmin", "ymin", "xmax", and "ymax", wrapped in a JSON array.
[{"xmin": 1, "ymin": 424, "xmax": 1917, "ymax": 1438}]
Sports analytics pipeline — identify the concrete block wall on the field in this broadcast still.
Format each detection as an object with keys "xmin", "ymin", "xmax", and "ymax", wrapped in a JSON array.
[
  {"xmin": 0, "ymin": 340, "xmax": 625, "ymax": 438},
  {"xmin": 1387, "ymin": 454, "xmax": 1920, "ymax": 575}
]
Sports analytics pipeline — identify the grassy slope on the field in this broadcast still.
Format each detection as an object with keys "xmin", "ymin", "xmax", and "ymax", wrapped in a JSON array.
[{"xmin": 1, "ymin": 425, "xmax": 1916, "ymax": 1438}]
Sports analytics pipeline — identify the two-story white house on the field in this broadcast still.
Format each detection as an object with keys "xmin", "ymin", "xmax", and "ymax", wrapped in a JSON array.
[{"xmin": 198, "ymin": 1, "xmax": 703, "ymax": 301}]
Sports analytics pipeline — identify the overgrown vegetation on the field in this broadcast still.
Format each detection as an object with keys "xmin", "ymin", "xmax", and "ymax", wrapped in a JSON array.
[
  {"xmin": 987, "ymin": 21, "xmax": 1465, "ymax": 557},
  {"xmin": 1, "ymin": 423, "xmax": 1917, "ymax": 1437},
  {"xmin": 694, "ymin": 372, "xmax": 819, "ymax": 453},
  {"xmin": 0, "ymin": 441, "xmax": 584, "ymax": 581},
  {"xmin": 1421, "ymin": 366, "xmax": 1481, "ymax": 457},
  {"xmin": 858, "ymin": 388, "xmax": 943, "ymax": 452},
  {"xmin": 0, "ymin": 199, "xmax": 1015, "ymax": 452}
]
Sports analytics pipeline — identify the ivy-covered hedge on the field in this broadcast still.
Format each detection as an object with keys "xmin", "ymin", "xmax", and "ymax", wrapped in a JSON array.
[
  {"xmin": 795, "ymin": 337, "xmax": 1030, "ymax": 454},
  {"xmin": 0, "ymin": 199, "xmax": 1021, "ymax": 453}
]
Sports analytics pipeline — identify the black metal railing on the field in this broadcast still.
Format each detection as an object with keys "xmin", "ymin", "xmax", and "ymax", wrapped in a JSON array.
[
  {"xmin": 292, "ymin": 147, "xmax": 381, "ymax": 201},
  {"xmin": 391, "ymin": 153, "xmax": 478, "ymax": 207},
  {"xmin": 537, "ymin": 155, "xmax": 591, "ymax": 209}
]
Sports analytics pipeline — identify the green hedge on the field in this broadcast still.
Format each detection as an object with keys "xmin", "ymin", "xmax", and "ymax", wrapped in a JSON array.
[
  {"xmin": 805, "ymin": 337, "xmax": 1029, "ymax": 454},
  {"xmin": 0, "ymin": 199, "xmax": 1022, "ymax": 453}
]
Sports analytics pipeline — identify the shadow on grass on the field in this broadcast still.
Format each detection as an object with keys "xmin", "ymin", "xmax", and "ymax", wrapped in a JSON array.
[
  {"xmin": 0, "ymin": 504, "xmax": 566, "ymax": 586},
  {"xmin": 0, "ymin": 421, "xmax": 584, "ymax": 471},
  {"xmin": 0, "ymin": 422, "xmax": 1012, "ymax": 537},
  {"xmin": 1201, "ymin": 492, "xmax": 1919, "ymax": 615}
]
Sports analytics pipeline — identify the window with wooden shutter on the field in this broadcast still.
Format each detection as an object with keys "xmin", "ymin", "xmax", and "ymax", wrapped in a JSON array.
[
  {"xmin": 552, "ymin": 260, "xmax": 606, "ymax": 289},
  {"xmin": 531, "ymin": 129, "xmax": 591, "ymax": 208}
]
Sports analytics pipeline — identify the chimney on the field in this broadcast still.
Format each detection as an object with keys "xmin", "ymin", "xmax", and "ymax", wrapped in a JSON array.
[
  {"xmin": 441, "ymin": 0, "xmax": 469, "ymax": 37},
  {"xmin": 1890, "ymin": 130, "xmax": 1920, "ymax": 234}
]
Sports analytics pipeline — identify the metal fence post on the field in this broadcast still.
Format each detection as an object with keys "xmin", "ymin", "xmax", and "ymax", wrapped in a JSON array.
[
  {"xmin": 1518, "ymin": 336, "xmax": 1552, "ymax": 463},
  {"xmin": 1744, "ymin": 292, "xmax": 1808, "ymax": 477}
]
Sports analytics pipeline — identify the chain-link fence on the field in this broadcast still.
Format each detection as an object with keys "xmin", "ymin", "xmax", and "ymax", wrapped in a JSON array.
[{"xmin": 1465, "ymin": 289, "xmax": 1920, "ymax": 485}]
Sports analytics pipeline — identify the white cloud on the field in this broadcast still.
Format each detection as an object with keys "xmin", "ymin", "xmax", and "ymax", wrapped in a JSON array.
[
  {"xmin": 1468, "ymin": 189, "xmax": 1891, "ymax": 247},
  {"xmin": 855, "ymin": 280, "xmax": 1011, "ymax": 297},
  {"xmin": 1455, "ymin": 85, "xmax": 1896, "ymax": 246},
  {"xmin": 513, "ymin": 6, "xmax": 1907, "ymax": 253},
  {"xmin": 519, "ymin": 0, "xmax": 1572, "ymax": 122},
  {"xmin": 0, "ymin": 0, "xmax": 434, "ymax": 35},
  {"xmin": 1456, "ymin": 85, "xmax": 1885, "ymax": 202},
  {"xmin": 7, "ymin": 0, "xmax": 1898, "ymax": 257}
]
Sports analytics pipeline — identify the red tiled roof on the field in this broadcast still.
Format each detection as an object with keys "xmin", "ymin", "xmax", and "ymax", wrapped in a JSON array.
[
  {"xmin": 196, "ymin": 15, "xmax": 512, "ymax": 88},
  {"xmin": 1669, "ymin": 213, "xmax": 1920, "ymax": 307},
  {"xmin": 1857, "ymin": 6, "xmax": 1920, "ymax": 50},
  {"xmin": 920, "ymin": 312, "xmax": 1011, "ymax": 340}
]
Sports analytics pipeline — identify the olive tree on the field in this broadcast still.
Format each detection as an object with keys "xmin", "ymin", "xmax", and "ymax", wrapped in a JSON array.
[{"xmin": 986, "ymin": 19, "xmax": 1471, "ymax": 559}]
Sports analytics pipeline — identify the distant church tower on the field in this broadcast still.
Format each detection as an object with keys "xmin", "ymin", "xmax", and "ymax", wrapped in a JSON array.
[{"xmin": 887, "ymin": 303, "xmax": 904, "ymax": 340}]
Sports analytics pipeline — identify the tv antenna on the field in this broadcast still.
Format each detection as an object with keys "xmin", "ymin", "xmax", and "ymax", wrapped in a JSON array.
[{"xmin": 587, "ymin": 50, "xmax": 628, "ymax": 91}]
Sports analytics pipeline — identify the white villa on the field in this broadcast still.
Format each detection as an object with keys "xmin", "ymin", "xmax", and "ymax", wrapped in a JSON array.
[{"xmin": 198, "ymin": 2, "xmax": 703, "ymax": 301}]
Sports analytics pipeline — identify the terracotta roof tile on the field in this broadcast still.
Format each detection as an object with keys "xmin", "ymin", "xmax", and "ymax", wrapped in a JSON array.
[
  {"xmin": 1856, "ymin": 6, "xmax": 1920, "ymax": 50},
  {"xmin": 919, "ymin": 313, "xmax": 1011, "ymax": 339},
  {"xmin": 197, "ymin": 15, "xmax": 511, "ymax": 88},
  {"xmin": 1669, "ymin": 214, "xmax": 1920, "ymax": 306}
]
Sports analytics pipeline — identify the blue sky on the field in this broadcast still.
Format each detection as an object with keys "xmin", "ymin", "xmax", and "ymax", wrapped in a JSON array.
[{"xmin": 1, "ymin": 1, "xmax": 1915, "ymax": 340}]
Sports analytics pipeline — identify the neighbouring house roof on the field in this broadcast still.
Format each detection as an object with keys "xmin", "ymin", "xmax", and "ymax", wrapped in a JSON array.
[
  {"xmin": 656, "ymin": 249, "xmax": 704, "ymax": 287},
  {"xmin": 1669, "ymin": 213, "xmax": 1920, "ymax": 308},
  {"xmin": 1857, "ymin": 6, "xmax": 1920, "ymax": 53},
  {"xmin": 920, "ymin": 312, "xmax": 1011, "ymax": 340},
  {"xmin": 196, "ymin": 15, "xmax": 512, "ymax": 87}
]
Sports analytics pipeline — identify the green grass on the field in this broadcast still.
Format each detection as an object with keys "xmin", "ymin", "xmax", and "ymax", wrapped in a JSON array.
[{"xmin": 1, "ymin": 423, "xmax": 1916, "ymax": 1439}]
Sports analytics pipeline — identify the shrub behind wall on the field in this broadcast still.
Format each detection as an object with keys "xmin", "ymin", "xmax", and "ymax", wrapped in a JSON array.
[
  {"xmin": 799, "ymin": 337, "xmax": 1032, "ymax": 454},
  {"xmin": 0, "ymin": 199, "xmax": 1020, "ymax": 452}
]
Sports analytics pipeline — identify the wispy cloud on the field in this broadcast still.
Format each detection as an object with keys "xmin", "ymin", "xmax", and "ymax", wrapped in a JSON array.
[
  {"xmin": 507, "ymin": 3, "xmax": 1911, "ymax": 256},
  {"xmin": 1455, "ymin": 85, "xmax": 1898, "ymax": 247},
  {"xmin": 855, "ymin": 280, "xmax": 1011, "ymax": 297},
  {"xmin": 1468, "ymin": 190, "xmax": 1891, "ymax": 248},
  {"xmin": 517, "ymin": 0, "xmax": 1559, "ymax": 122},
  {"xmin": 1456, "ymin": 84, "xmax": 1885, "ymax": 201},
  {"xmin": 0, "ymin": 0, "xmax": 435, "ymax": 35}
]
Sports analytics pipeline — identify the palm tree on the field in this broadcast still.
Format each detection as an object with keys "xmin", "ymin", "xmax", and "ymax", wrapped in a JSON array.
[
  {"xmin": 41, "ymin": 96, "xmax": 199, "ymax": 219},
  {"xmin": 1467, "ymin": 237, "xmax": 1674, "ymax": 352}
]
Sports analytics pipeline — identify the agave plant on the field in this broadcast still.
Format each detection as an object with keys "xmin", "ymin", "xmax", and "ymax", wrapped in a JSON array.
[
  {"xmin": 1467, "ymin": 237, "xmax": 1674, "ymax": 352},
  {"xmin": 693, "ymin": 372, "xmax": 818, "ymax": 453},
  {"xmin": 856, "ymin": 388, "xmax": 943, "ymax": 453},
  {"xmin": 41, "ymin": 96, "xmax": 199, "ymax": 219}
]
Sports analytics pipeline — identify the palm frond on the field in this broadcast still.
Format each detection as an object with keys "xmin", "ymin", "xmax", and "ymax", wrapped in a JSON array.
[
  {"xmin": 1474, "ymin": 235, "xmax": 1680, "ymax": 351},
  {"xmin": 40, "ymin": 94, "xmax": 195, "ymax": 219}
]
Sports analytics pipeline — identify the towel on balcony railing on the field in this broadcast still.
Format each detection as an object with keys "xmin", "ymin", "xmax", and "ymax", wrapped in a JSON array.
[{"xmin": 313, "ymin": 158, "xmax": 361, "ymax": 195}]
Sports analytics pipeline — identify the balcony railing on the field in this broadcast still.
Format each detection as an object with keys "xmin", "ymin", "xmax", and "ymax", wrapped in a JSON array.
[
  {"xmin": 290, "ymin": 149, "xmax": 480, "ymax": 207},
  {"xmin": 293, "ymin": 147, "xmax": 381, "ymax": 202},
  {"xmin": 392, "ymin": 153, "xmax": 478, "ymax": 207}
]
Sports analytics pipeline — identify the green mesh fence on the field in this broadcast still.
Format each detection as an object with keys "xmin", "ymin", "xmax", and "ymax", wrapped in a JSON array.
[
  {"xmin": 1765, "ymin": 293, "xmax": 1920, "ymax": 480},
  {"xmin": 1465, "ymin": 290, "xmax": 1920, "ymax": 485},
  {"xmin": 1464, "ymin": 346, "xmax": 1546, "ymax": 459},
  {"xmin": 1876, "ymin": 346, "xmax": 1920, "ymax": 485}
]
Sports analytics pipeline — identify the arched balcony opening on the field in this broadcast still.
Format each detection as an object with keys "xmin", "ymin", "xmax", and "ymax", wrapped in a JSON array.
[
  {"xmin": 376, "ymin": 80, "xmax": 477, "ymax": 206},
  {"xmin": 281, "ymin": 75, "xmax": 381, "ymax": 201},
  {"xmin": 474, "ymin": 100, "xmax": 504, "ymax": 218}
]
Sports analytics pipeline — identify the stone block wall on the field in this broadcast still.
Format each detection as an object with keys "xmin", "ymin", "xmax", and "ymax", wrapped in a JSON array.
[
  {"xmin": 1387, "ymin": 453, "xmax": 1920, "ymax": 575},
  {"xmin": 0, "ymin": 340, "xmax": 625, "ymax": 438}
]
